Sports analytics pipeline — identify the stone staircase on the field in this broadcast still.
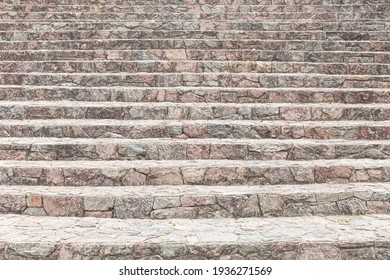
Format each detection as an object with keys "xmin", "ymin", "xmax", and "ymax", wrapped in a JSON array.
[{"xmin": 0, "ymin": 0, "xmax": 390, "ymax": 260}]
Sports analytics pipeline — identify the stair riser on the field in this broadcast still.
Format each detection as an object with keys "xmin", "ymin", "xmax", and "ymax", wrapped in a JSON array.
[
  {"xmin": 1, "ymin": 0, "xmax": 384, "ymax": 5},
  {"xmin": 1, "ymin": 163, "xmax": 390, "ymax": 186},
  {"xmin": 2, "ymin": 21, "xmax": 389, "ymax": 32},
  {"xmin": 2, "ymin": 4, "xmax": 388, "ymax": 13},
  {"xmin": 1, "ymin": 88, "xmax": 388, "ymax": 103},
  {"xmin": 1, "ymin": 73, "xmax": 389, "ymax": 88},
  {"xmin": 2, "ymin": 142, "xmax": 390, "ymax": 161},
  {"xmin": 1, "ymin": 12, "xmax": 389, "ymax": 21},
  {"xmin": 1, "ymin": 40, "xmax": 389, "ymax": 52},
  {"xmin": 0, "ymin": 191, "xmax": 388, "ymax": 219},
  {"xmin": 1, "ymin": 30, "xmax": 389, "ymax": 41},
  {"xmin": 1, "ymin": 241, "xmax": 387, "ymax": 260},
  {"xmin": 0, "ymin": 123, "xmax": 388, "ymax": 140},
  {"xmin": 1, "ymin": 0, "xmax": 389, "ymax": 261},
  {"xmin": 2, "ymin": 50, "xmax": 387, "ymax": 64},
  {"xmin": 0, "ymin": 104, "xmax": 389, "ymax": 121},
  {"xmin": 2, "ymin": 62, "xmax": 390, "ymax": 75}
]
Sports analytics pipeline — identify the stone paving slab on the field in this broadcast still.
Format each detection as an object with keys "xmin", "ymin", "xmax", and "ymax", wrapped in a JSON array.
[
  {"xmin": 0, "ymin": 101, "xmax": 388, "ymax": 121},
  {"xmin": 1, "ymin": 183, "xmax": 390, "ymax": 218},
  {"xmin": 0, "ymin": 119, "xmax": 388, "ymax": 140},
  {"xmin": 1, "ymin": 214, "xmax": 390, "ymax": 259},
  {"xmin": 1, "ymin": 159, "xmax": 390, "ymax": 186},
  {"xmin": 1, "ymin": 86, "xmax": 388, "ymax": 103},
  {"xmin": 1, "ymin": 137, "xmax": 390, "ymax": 161},
  {"xmin": 0, "ymin": 39, "xmax": 388, "ymax": 52}
]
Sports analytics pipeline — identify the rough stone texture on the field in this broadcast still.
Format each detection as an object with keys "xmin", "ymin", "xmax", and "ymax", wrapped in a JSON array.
[
  {"xmin": 0, "ymin": 214, "xmax": 390, "ymax": 259},
  {"xmin": 114, "ymin": 197, "xmax": 154, "ymax": 219},
  {"xmin": 43, "ymin": 196, "xmax": 83, "ymax": 217},
  {"xmin": 83, "ymin": 197, "xmax": 114, "ymax": 211},
  {"xmin": 26, "ymin": 195, "xmax": 42, "ymax": 208},
  {"xmin": 0, "ymin": 0, "xmax": 389, "ymax": 260},
  {"xmin": 2, "ymin": 159, "xmax": 390, "ymax": 186},
  {"xmin": 0, "ymin": 183, "xmax": 388, "ymax": 219},
  {"xmin": 0, "ymin": 138, "xmax": 390, "ymax": 161},
  {"xmin": 0, "ymin": 194, "xmax": 26, "ymax": 213}
]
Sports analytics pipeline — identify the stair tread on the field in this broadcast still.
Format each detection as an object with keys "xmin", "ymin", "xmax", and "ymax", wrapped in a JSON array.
[
  {"xmin": 1, "ymin": 0, "xmax": 389, "ymax": 260},
  {"xmin": 1, "ymin": 119, "xmax": 388, "ymax": 125},
  {"xmin": 1, "ymin": 182, "xmax": 390, "ymax": 196},
  {"xmin": 1, "ymin": 137, "xmax": 390, "ymax": 145},
  {"xmin": 1, "ymin": 101, "xmax": 390, "ymax": 107},
  {"xmin": 2, "ymin": 85, "xmax": 389, "ymax": 90},
  {"xmin": 2, "ymin": 158, "xmax": 390, "ymax": 167}
]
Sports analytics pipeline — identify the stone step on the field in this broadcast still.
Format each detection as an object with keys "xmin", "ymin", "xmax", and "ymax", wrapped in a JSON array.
[
  {"xmin": 1, "ymin": 16, "xmax": 388, "ymax": 26},
  {"xmin": 0, "ymin": 102, "xmax": 389, "ymax": 121},
  {"xmin": 8, "ymin": 61, "xmax": 390, "ymax": 76},
  {"xmin": 3, "ymin": 20, "xmax": 389, "ymax": 32},
  {"xmin": 1, "ymin": 30, "xmax": 389, "ymax": 42},
  {"xmin": 0, "ymin": 213, "xmax": 389, "ymax": 259},
  {"xmin": 1, "ymin": 137, "xmax": 390, "ymax": 161},
  {"xmin": 1, "ymin": 50, "xmax": 387, "ymax": 63},
  {"xmin": 2, "ymin": 61, "xmax": 390, "ymax": 76},
  {"xmin": 0, "ymin": 73, "xmax": 388, "ymax": 88},
  {"xmin": 1, "ymin": 12, "xmax": 387, "ymax": 22},
  {"xmin": 0, "ymin": 183, "xmax": 389, "ymax": 218},
  {"xmin": 1, "ymin": 86, "xmax": 388, "ymax": 103},
  {"xmin": 2, "ymin": 4, "xmax": 388, "ymax": 13},
  {"xmin": 0, "ymin": 158, "xmax": 389, "ymax": 186},
  {"xmin": 1, "ymin": 0, "xmax": 385, "ymax": 5},
  {"xmin": 0, "ymin": 119, "xmax": 388, "ymax": 140},
  {"xmin": 0, "ymin": 39, "xmax": 389, "ymax": 52}
]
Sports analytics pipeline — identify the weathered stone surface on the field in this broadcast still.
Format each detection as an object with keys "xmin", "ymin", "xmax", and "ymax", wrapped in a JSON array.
[
  {"xmin": 153, "ymin": 197, "xmax": 181, "ymax": 210},
  {"xmin": 84, "ymin": 197, "xmax": 114, "ymax": 211},
  {"xmin": 0, "ymin": 214, "xmax": 390, "ymax": 259},
  {"xmin": 43, "ymin": 196, "xmax": 83, "ymax": 217},
  {"xmin": 122, "ymin": 169, "xmax": 146, "ymax": 186},
  {"xmin": 259, "ymin": 194, "xmax": 284, "ymax": 217},
  {"xmin": 181, "ymin": 196, "xmax": 215, "ymax": 207},
  {"xmin": 0, "ymin": 194, "xmax": 26, "ymax": 213},
  {"xmin": 114, "ymin": 197, "xmax": 153, "ymax": 219},
  {"xmin": 182, "ymin": 168, "xmax": 205, "ymax": 184},
  {"xmin": 23, "ymin": 208, "xmax": 46, "ymax": 216},
  {"xmin": 5, "ymin": 243, "xmax": 58, "ymax": 259},
  {"xmin": 0, "ymin": 0, "xmax": 389, "ymax": 260},
  {"xmin": 337, "ymin": 198, "xmax": 368, "ymax": 215},
  {"xmin": 151, "ymin": 207, "xmax": 198, "ymax": 219},
  {"xmin": 283, "ymin": 202, "xmax": 339, "ymax": 216},
  {"xmin": 40, "ymin": 169, "xmax": 64, "ymax": 186},
  {"xmin": 148, "ymin": 168, "xmax": 183, "ymax": 185},
  {"xmin": 84, "ymin": 211, "xmax": 113, "ymax": 218},
  {"xmin": 26, "ymin": 195, "xmax": 42, "ymax": 208},
  {"xmin": 95, "ymin": 144, "xmax": 117, "ymax": 160},
  {"xmin": 204, "ymin": 167, "xmax": 248, "ymax": 185},
  {"xmin": 367, "ymin": 201, "xmax": 390, "ymax": 214},
  {"xmin": 291, "ymin": 167, "xmax": 315, "ymax": 183},
  {"xmin": 234, "ymin": 195, "xmax": 261, "ymax": 218},
  {"xmin": 126, "ymin": 144, "xmax": 147, "ymax": 157},
  {"xmin": 265, "ymin": 167, "xmax": 295, "ymax": 184}
]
